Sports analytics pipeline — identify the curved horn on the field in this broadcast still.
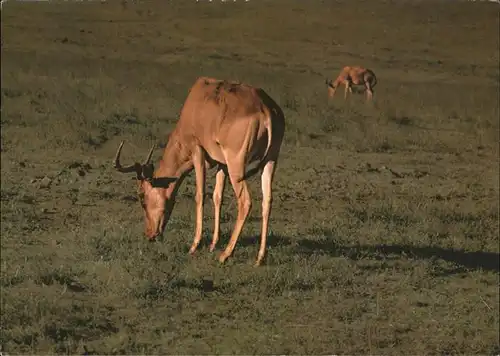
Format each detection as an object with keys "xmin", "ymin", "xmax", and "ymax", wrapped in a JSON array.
[
  {"xmin": 143, "ymin": 143, "xmax": 155, "ymax": 165},
  {"xmin": 114, "ymin": 141, "xmax": 140, "ymax": 173}
]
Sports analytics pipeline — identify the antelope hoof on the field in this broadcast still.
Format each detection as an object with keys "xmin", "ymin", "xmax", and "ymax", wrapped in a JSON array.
[
  {"xmin": 189, "ymin": 245, "xmax": 198, "ymax": 255},
  {"xmin": 209, "ymin": 244, "xmax": 216, "ymax": 253},
  {"xmin": 218, "ymin": 253, "xmax": 228, "ymax": 264}
]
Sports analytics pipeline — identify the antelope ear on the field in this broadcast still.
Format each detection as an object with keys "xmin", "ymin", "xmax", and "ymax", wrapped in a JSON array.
[
  {"xmin": 150, "ymin": 177, "xmax": 177, "ymax": 188},
  {"xmin": 140, "ymin": 163, "xmax": 155, "ymax": 181}
]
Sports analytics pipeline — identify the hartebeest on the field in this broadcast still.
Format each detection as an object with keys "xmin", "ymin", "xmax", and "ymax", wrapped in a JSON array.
[
  {"xmin": 325, "ymin": 66, "xmax": 377, "ymax": 101},
  {"xmin": 113, "ymin": 77, "xmax": 285, "ymax": 266}
]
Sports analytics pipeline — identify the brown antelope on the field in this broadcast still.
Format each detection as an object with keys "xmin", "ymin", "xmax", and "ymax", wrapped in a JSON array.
[
  {"xmin": 113, "ymin": 77, "xmax": 285, "ymax": 266},
  {"xmin": 325, "ymin": 66, "xmax": 377, "ymax": 101}
]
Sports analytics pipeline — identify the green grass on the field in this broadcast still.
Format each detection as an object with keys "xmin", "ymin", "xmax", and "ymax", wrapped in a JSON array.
[{"xmin": 1, "ymin": 0, "xmax": 499, "ymax": 354}]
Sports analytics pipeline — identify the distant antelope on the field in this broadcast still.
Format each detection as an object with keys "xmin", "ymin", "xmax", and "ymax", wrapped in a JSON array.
[{"xmin": 325, "ymin": 66, "xmax": 377, "ymax": 101}]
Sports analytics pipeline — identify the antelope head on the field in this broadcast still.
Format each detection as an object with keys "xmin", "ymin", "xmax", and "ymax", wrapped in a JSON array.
[
  {"xmin": 113, "ymin": 141, "xmax": 177, "ymax": 241},
  {"xmin": 325, "ymin": 78, "xmax": 336, "ymax": 98}
]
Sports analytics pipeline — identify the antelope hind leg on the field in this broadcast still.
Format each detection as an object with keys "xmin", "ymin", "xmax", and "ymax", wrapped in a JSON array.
[
  {"xmin": 255, "ymin": 160, "xmax": 276, "ymax": 267},
  {"xmin": 218, "ymin": 163, "xmax": 252, "ymax": 264}
]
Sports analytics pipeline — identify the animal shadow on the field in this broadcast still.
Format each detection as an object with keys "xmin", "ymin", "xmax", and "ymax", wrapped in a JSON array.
[
  {"xmin": 186, "ymin": 233, "xmax": 499, "ymax": 273},
  {"xmin": 295, "ymin": 238, "xmax": 499, "ymax": 274}
]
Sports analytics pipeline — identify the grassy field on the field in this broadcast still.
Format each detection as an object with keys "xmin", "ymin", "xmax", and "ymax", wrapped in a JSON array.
[{"xmin": 1, "ymin": 0, "xmax": 499, "ymax": 354}]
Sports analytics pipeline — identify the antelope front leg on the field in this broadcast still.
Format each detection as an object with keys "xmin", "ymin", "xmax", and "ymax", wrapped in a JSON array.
[
  {"xmin": 189, "ymin": 146, "xmax": 206, "ymax": 255},
  {"xmin": 210, "ymin": 166, "xmax": 226, "ymax": 252},
  {"xmin": 344, "ymin": 82, "xmax": 350, "ymax": 100},
  {"xmin": 255, "ymin": 160, "xmax": 276, "ymax": 267}
]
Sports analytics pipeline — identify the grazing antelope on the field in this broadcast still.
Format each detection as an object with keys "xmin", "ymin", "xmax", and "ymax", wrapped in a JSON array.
[
  {"xmin": 113, "ymin": 77, "xmax": 285, "ymax": 266},
  {"xmin": 325, "ymin": 66, "xmax": 377, "ymax": 101}
]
